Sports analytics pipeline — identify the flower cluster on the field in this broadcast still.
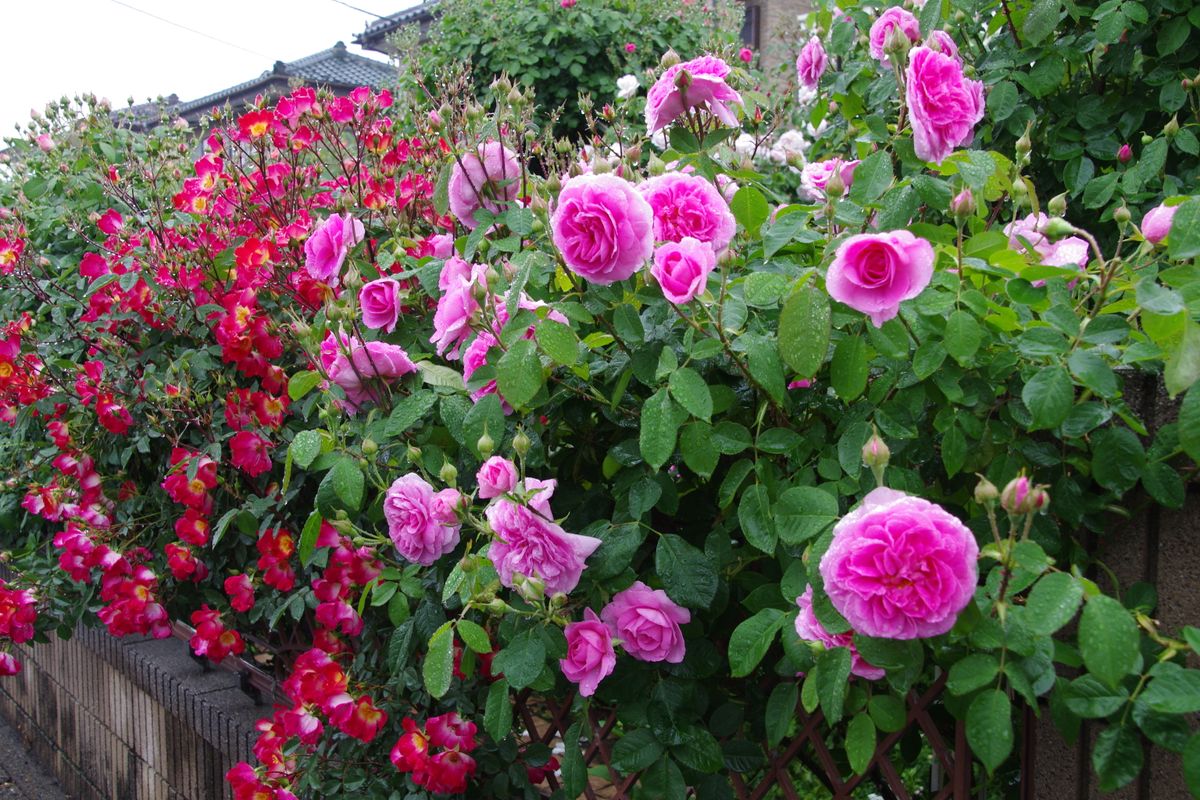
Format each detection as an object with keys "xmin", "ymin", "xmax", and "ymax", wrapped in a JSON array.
[{"xmin": 390, "ymin": 713, "xmax": 478, "ymax": 795}]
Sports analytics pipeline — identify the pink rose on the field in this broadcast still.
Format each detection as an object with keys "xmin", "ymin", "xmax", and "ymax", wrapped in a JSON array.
[
  {"xmin": 486, "ymin": 492, "xmax": 601, "ymax": 596},
  {"xmin": 796, "ymin": 37, "xmax": 827, "ymax": 89},
  {"xmin": 359, "ymin": 278, "xmax": 401, "ymax": 333},
  {"xmin": 35, "ymin": 134, "xmax": 54, "ymax": 152},
  {"xmin": 462, "ymin": 330, "xmax": 505, "ymax": 409},
  {"xmin": 905, "ymin": 46, "xmax": 984, "ymax": 165},
  {"xmin": 429, "ymin": 233, "xmax": 455, "ymax": 259},
  {"xmin": 794, "ymin": 587, "xmax": 884, "ymax": 680},
  {"xmin": 925, "ymin": 30, "xmax": 961, "ymax": 62},
  {"xmin": 304, "ymin": 214, "xmax": 365, "ymax": 285},
  {"xmin": 431, "ymin": 261, "xmax": 489, "ymax": 358},
  {"xmin": 819, "ymin": 487, "xmax": 979, "ymax": 639},
  {"xmin": 639, "ymin": 172, "xmax": 736, "ymax": 251},
  {"xmin": 645, "ymin": 55, "xmax": 743, "ymax": 134},
  {"xmin": 476, "ymin": 456, "xmax": 518, "ymax": 499},
  {"xmin": 1142, "ymin": 203, "xmax": 1178, "ymax": 245},
  {"xmin": 551, "ymin": 174, "xmax": 654, "ymax": 285},
  {"xmin": 868, "ymin": 7, "xmax": 920, "ymax": 64},
  {"xmin": 1004, "ymin": 213, "xmax": 1090, "ymax": 270},
  {"xmin": 826, "ymin": 231, "xmax": 934, "ymax": 326},
  {"xmin": 383, "ymin": 474, "xmax": 462, "ymax": 566},
  {"xmin": 800, "ymin": 158, "xmax": 860, "ymax": 201},
  {"xmin": 600, "ymin": 581, "xmax": 690, "ymax": 663},
  {"xmin": 449, "ymin": 141, "xmax": 521, "ymax": 230},
  {"xmin": 651, "ymin": 237, "xmax": 715, "ymax": 304},
  {"xmin": 324, "ymin": 332, "xmax": 418, "ymax": 412},
  {"xmin": 559, "ymin": 609, "xmax": 616, "ymax": 696}
]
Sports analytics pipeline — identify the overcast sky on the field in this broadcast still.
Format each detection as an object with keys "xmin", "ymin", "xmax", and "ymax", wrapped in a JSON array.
[{"xmin": 1, "ymin": 0, "xmax": 418, "ymax": 135}]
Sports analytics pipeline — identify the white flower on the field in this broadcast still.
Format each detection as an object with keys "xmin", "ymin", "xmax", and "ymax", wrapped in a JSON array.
[
  {"xmin": 734, "ymin": 133, "xmax": 758, "ymax": 158},
  {"xmin": 776, "ymin": 129, "xmax": 808, "ymax": 160},
  {"xmin": 796, "ymin": 85, "xmax": 819, "ymax": 107},
  {"xmin": 650, "ymin": 127, "xmax": 669, "ymax": 150},
  {"xmin": 616, "ymin": 74, "xmax": 640, "ymax": 100}
]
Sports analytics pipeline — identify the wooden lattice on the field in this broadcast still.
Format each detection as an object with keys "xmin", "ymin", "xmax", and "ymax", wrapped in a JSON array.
[{"xmin": 513, "ymin": 673, "xmax": 976, "ymax": 800}]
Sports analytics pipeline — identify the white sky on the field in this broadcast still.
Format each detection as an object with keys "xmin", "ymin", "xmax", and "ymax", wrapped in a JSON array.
[{"xmin": 1, "ymin": 0, "xmax": 419, "ymax": 134}]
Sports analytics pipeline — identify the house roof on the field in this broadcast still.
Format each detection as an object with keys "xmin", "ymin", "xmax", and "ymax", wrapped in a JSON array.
[
  {"xmin": 354, "ymin": 1, "xmax": 440, "ymax": 52},
  {"xmin": 172, "ymin": 42, "xmax": 396, "ymax": 120}
]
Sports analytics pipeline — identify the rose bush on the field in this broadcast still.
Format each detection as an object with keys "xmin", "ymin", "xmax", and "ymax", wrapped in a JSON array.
[{"xmin": 0, "ymin": 0, "xmax": 1199, "ymax": 797}]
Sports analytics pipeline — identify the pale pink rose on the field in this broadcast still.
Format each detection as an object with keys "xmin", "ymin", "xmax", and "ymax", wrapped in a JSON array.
[
  {"xmin": 486, "ymin": 496, "xmax": 601, "ymax": 596},
  {"xmin": 559, "ymin": 609, "xmax": 616, "ymax": 697},
  {"xmin": 925, "ymin": 30, "xmax": 961, "ymax": 62},
  {"xmin": 819, "ymin": 487, "xmax": 979, "ymax": 639},
  {"xmin": 905, "ymin": 46, "xmax": 984, "ymax": 165},
  {"xmin": 651, "ymin": 237, "xmax": 715, "ymax": 304},
  {"xmin": 358, "ymin": 278, "xmax": 401, "ymax": 333},
  {"xmin": 868, "ymin": 7, "xmax": 920, "ymax": 64},
  {"xmin": 639, "ymin": 172, "xmax": 736, "ymax": 251},
  {"xmin": 462, "ymin": 330, "xmax": 506, "ymax": 409},
  {"xmin": 429, "ymin": 233, "xmax": 455, "ymax": 259},
  {"xmin": 826, "ymin": 231, "xmax": 934, "ymax": 327},
  {"xmin": 797, "ymin": 37, "xmax": 828, "ymax": 89},
  {"xmin": 304, "ymin": 214, "xmax": 364, "ymax": 285},
  {"xmin": 324, "ymin": 333, "xmax": 417, "ymax": 412},
  {"xmin": 449, "ymin": 141, "xmax": 521, "ymax": 230},
  {"xmin": 794, "ymin": 587, "xmax": 885, "ymax": 680},
  {"xmin": 800, "ymin": 158, "xmax": 860, "ymax": 201},
  {"xmin": 383, "ymin": 474, "xmax": 462, "ymax": 566},
  {"xmin": 1004, "ymin": 213, "xmax": 1091, "ymax": 274},
  {"xmin": 522, "ymin": 476, "xmax": 557, "ymax": 519},
  {"xmin": 600, "ymin": 581, "xmax": 690, "ymax": 663},
  {"xmin": 35, "ymin": 134, "xmax": 54, "ymax": 152},
  {"xmin": 645, "ymin": 55, "xmax": 743, "ymax": 134},
  {"xmin": 476, "ymin": 456, "xmax": 518, "ymax": 499},
  {"xmin": 438, "ymin": 255, "xmax": 475, "ymax": 292},
  {"xmin": 431, "ymin": 262, "xmax": 489, "ymax": 358},
  {"xmin": 1142, "ymin": 203, "xmax": 1178, "ymax": 245},
  {"xmin": 551, "ymin": 174, "xmax": 654, "ymax": 285}
]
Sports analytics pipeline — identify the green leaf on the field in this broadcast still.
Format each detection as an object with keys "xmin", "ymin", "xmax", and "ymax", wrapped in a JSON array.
[
  {"xmin": 290, "ymin": 430, "xmax": 322, "ymax": 470},
  {"xmin": 330, "ymin": 457, "xmax": 364, "ymax": 511},
  {"xmin": 640, "ymin": 389, "xmax": 683, "ymax": 471},
  {"xmin": 1166, "ymin": 319, "xmax": 1200, "ymax": 397},
  {"xmin": 1184, "ymin": 734, "xmax": 1200, "ymax": 797},
  {"xmin": 1090, "ymin": 427, "xmax": 1145, "ymax": 494},
  {"xmin": 730, "ymin": 185, "xmax": 770, "ymax": 236},
  {"xmin": 1022, "ymin": 365, "xmax": 1073, "ymax": 430},
  {"xmin": 945, "ymin": 310, "xmax": 982, "ymax": 364},
  {"xmin": 1079, "ymin": 595, "xmax": 1138, "ymax": 688},
  {"xmin": 673, "ymin": 727, "xmax": 723, "ymax": 773},
  {"xmin": 288, "ymin": 370, "xmax": 322, "ymax": 402},
  {"xmin": 775, "ymin": 486, "xmax": 838, "ymax": 545},
  {"xmin": 942, "ymin": 424, "xmax": 967, "ymax": 478},
  {"xmin": 656, "ymin": 534, "xmax": 719, "ymax": 608},
  {"xmin": 967, "ymin": 689, "xmax": 1013, "ymax": 774},
  {"xmin": 680, "ymin": 422, "xmax": 719, "ymax": 477},
  {"xmin": 1025, "ymin": 572, "xmax": 1084, "ymax": 635},
  {"xmin": 1169, "ymin": 199, "xmax": 1200, "ymax": 261},
  {"xmin": 561, "ymin": 722, "xmax": 587, "ymax": 796},
  {"xmin": 387, "ymin": 390, "xmax": 438, "ymax": 436},
  {"xmin": 830, "ymin": 336, "xmax": 869, "ymax": 401},
  {"xmin": 1067, "ymin": 350, "xmax": 1118, "ymax": 397},
  {"xmin": 728, "ymin": 608, "xmax": 786, "ymax": 677},
  {"xmin": 491, "ymin": 630, "xmax": 546, "ymax": 689},
  {"xmin": 495, "ymin": 338, "xmax": 542, "ymax": 408},
  {"xmin": 778, "ymin": 284, "xmax": 831, "ymax": 377},
  {"xmin": 457, "ymin": 619, "xmax": 492, "ymax": 654},
  {"xmin": 1141, "ymin": 664, "xmax": 1200, "ymax": 713},
  {"xmin": 987, "ymin": 81, "xmax": 1019, "ymax": 122},
  {"xmin": 743, "ymin": 272, "xmax": 790, "ymax": 307},
  {"xmin": 535, "ymin": 319, "xmax": 578, "ymax": 366},
  {"xmin": 737, "ymin": 484, "xmax": 777, "ymax": 553},
  {"xmin": 763, "ymin": 211, "xmax": 809, "ymax": 259},
  {"xmin": 1023, "ymin": 0, "xmax": 1061, "ymax": 44},
  {"xmin": 611, "ymin": 729, "xmax": 664, "ymax": 773},
  {"xmin": 484, "ymin": 678, "xmax": 512, "ymax": 742},
  {"xmin": 845, "ymin": 714, "xmax": 876, "ymax": 775},
  {"xmin": 815, "ymin": 648, "xmax": 852, "ymax": 725},
  {"xmin": 423, "ymin": 622, "xmax": 455, "ymax": 699},
  {"xmin": 765, "ymin": 682, "xmax": 799, "ymax": 747},
  {"xmin": 868, "ymin": 695, "xmax": 907, "ymax": 733},
  {"xmin": 298, "ymin": 511, "xmax": 323, "ymax": 567},
  {"xmin": 913, "ymin": 340, "xmax": 947, "ymax": 379},
  {"xmin": 947, "ymin": 653, "xmax": 1001, "ymax": 695},
  {"xmin": 669, "ymin": 367, "xmax": 713, "ymax": 421},
  {"xmin": 1180, "ymin": 386, "xmax": 1200, "ymax": 463},
  {"xmin": 462, "ymin": 393, "xmax": 506, "ymax": 459},
  {"xmin": 1064, "ymin": 675, "xmax": 1129, "ymax": 717},
  {"xmin": 1093, "ymin": 725, "xmax": 1144, "ymax": 791},
  {"xmin": 848, "ymin": 151, "xmax": 893, "ymax": 204},
  {"xmin": 743, "ymin": 336, "xmax": 787, "ymax": 403}
]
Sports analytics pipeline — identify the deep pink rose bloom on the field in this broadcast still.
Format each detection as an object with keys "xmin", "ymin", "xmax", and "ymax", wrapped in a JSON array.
[
  {"xmin": 645, "ymin": 55, "xmax": 743, "ymax": 134},
  {"xmin": 639, "ymin": 172, "xmax": 736, "ymax": 251},
  {"xmin": 601, "ymin": 581, "xmax": 690, "ymax": 663},
  {"xmin": 324, "ymin": 333, "xmax": 418, "ymax": 412},
  {"xmin": 429, "ymin": 233, "xmax": 455, "ymax": 259},
  {"xmin": 869, "ymin": 7, "xmax": 920, "ymax": 64},
  {"xmin": 819, "ymin": 487, "xmax": 979, "ymax": 640},
  {"xmin": 826, "ymin": 231, "xmax": 934, "ymax": 326},
  {"xmin": 800, "ymin": 158, "xmax": 860, "ymax": 201},
  {"xmin": 431, "ymin": 261, "xmax": 489, "ymax": 358},
  {"xmin": 476, "ymin": 456, "xmax": 518, "ymax": 499},
  {"xmin": 797, "ymin": 37, "xmax": 827, "ymax": 89},
  {"xmin": 560, "ymin": 609, "xmax": 617, "ymax": 696},
  {"xmin": 359, "ymin": 278, "xmax": 401, "ymax": 333},
  {"xmin": 304, "ymin": 214, "xmax": 365, "ymax": 285},
  {"xmin": 925, "ymin": 30, "xmax": 961, "ymax": 62},
  {"xmin": 551, "ymin": 174, "xmax": 654, "ymax": 285},
  {"xmin": 651, "ymin": 237, "xmax": 716, "ymax": 304},
  {"xmin": 462, "ymin": 329, "xmax": 506, "ymax": 409},
  {"xmin": 905, "ymin": 46, "xmax": 984, "ymax": 165},
  {"xmin": 486, "ymin": 489, "xmax": 601, "ymax": 596},
  {"xmin": 1142, "ymin": 203, "xmax": 1178, "ymax": 244},
  {"xmin": 449, "ymin": 141, "xmax": 521, "ymax": 230},
  {"xmin": 794, "ymin": 587, "xmax": 885, "ymax": 680},
  {"xmin": 1004, "ymin": 213, "xmax": 1090, "ymax": 269},
  {"xmin": 384, "ymin": 474, "xmax": 462, "ymax": 566}
]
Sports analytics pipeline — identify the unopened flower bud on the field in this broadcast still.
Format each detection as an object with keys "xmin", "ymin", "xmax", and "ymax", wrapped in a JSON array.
[
  {"xmin": 1047, "ymin": 193, "xmax": 1068, "ymax": 217},
  {"xmin": 1000, "ymin": 475, "xmax": 1046, "ymax": 514},
  {"xmin": 342, "ymin": 269, "xmax": 363, "ymax": 291},
  {"xmin": 660, "ymin": 48, "xmax": 681, "ymax": 69},
  {"xmin": 1015, "ymin": 132, "xmax": 1032, "ymax": 158},
  {"xmin": 493, "ymin": 76, "xmax": 512, "ymax": 96},
  {"xmin": 477, "ymin": 431, "xmax": 495, "ymax": 459},
  {"xmin": 1043, "ymin": 217, "xmax": 1076, "ymax": 240},
  {"xmin": 514, "ymin": 573, "xmax": 545, "ymax": 603},
  {"xmin": 648, "ymin": 156, "xmax": 666, "ymax": 176},
  {"xmin": 459, "ymin": 556, "xmax": 476, "ymax": 573},
  {"xmin": 883, "ymin": 24, "xmax": 912, "ymax": 57},
  {"xmin": 673, "ymin": 68, "xmax": 693, "ymax": 92},
  {"xmin": 544, "ymin": 173, "xmax": 561, "ymax": 195},
  {"xmin": 1114, "ymin": 204, "xmax": 1131, "ymax": 225},
  {"xmin": 1011, "ymin": 178, "xmax": 1028, "ymax": 207},
  {"xmin": 1117, "ymin": 143, "xmax": 1132, "ymax": 163},
  {"xmin": 549, "ymin": 592, "xmax": 568, "ymax": 609},
  {"xmin": 361, "ymin": 438, "xmax": 378, "ymax": 456},
  {"xmin": 625, "ymin": 144, "xmax": 641, "ymax": 163},
  {"xmin": 407, "ymin": 444, "xmax": 423, "ymax": 464},
  {"xmin": 1140, "ymin": 133, "xmax": 1153, "ymax": 145},
  {"xmin": 555, "ymin": 138, "xmax": 573, "ymax": 155},
  {"xmin": 974, "ymin": 475, "xmax": 999, "ymax": 505},
  {"xmin": 950, "ymin": 188, "xmax": 976, "ymax": 223},
  {"xmin": 592, "ymin": 157, "xmax": 612, "ymax": 174},
  {"xmin": 507, "ymin": 86, "xmax": 524, "ymax": 106},
  {"xmin": 825, "ymin": 170, "xmax": 846, "ymax": 201},
  {"xmin": 1164, "ymin": 116, "xmax": 1180, "ymax": 138},
  {"xmin": 862, "ymin": 433, "xmax": 890, "ymax": 470},
  {"xmin": 513, "ymin": 429, "xmax": 531, "ymax": 458},
  {"xmin": 439, "ymin": 461, "xmax": 458, "ymax": 486},
  {"xmin": 486, "ymin": 598, "xmax": 509, "ymax": 615}
]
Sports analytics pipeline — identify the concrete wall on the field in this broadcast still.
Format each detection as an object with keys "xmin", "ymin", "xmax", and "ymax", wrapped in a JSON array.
[
  {"xmin": 748, "ymin": 0, "xmax": 810, "ymax": 72},
  {"xmin": 0, "ymin": 624, "xmax": 261, "ymax": 800}
]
